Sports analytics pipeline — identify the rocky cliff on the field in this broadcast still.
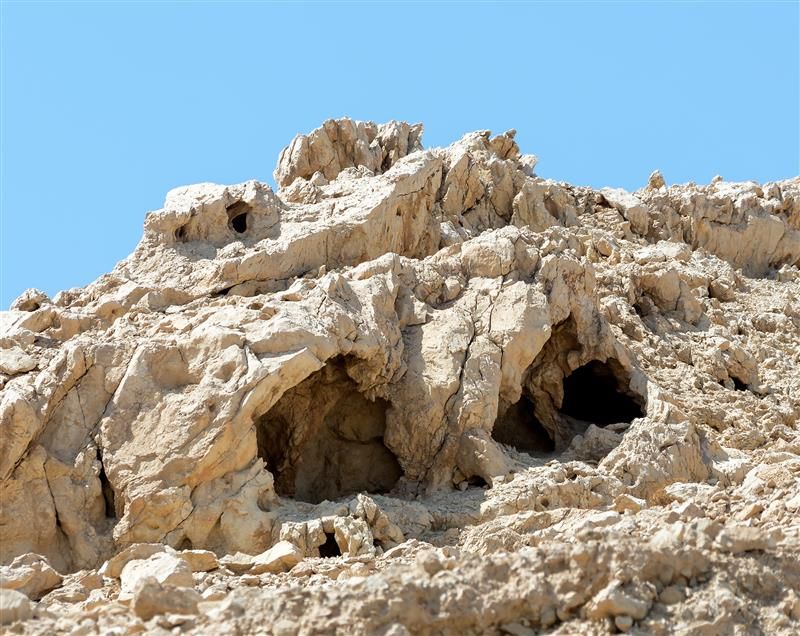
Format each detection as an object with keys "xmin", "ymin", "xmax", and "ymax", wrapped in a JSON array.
[{"xmin": 1, "ymin": 119, "xmax": 799, "ymax": 634}]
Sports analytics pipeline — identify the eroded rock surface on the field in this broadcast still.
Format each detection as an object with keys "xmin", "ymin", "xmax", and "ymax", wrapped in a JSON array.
[{"xmin": 1, "ymin": 118, "xmax": 799, "ymax": 634}]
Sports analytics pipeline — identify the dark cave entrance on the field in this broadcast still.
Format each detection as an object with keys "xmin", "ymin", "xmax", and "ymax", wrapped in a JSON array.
[
  {"xmin": 318, "ymin": 532, "xmax": 342, "ymax": 558},
  {"xmin": 96, "ymin": 447, "xmax": 116, "ymax": 519},
  {"xmin": 226, "ymin": 200, "xmax": 251, "ymax": 234},
  {"xmin": 492, "ymin": 394, "xmax": 555, "ymax": 455},
  {"xmin": 560, "ymin": 359, "xmax": 644, "ymax": 426},
  {"xmin": 255, "ymin": 358, "xmax": 403, "ymax": 504}
]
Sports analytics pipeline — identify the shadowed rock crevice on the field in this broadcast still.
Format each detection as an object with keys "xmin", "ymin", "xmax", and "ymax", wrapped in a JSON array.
[
  {"xmin": 318, "ymin": 532, "xmax": 341, "ymax": 558},
  {"xmin": 255, "ymin": 358, "xmax": 402, "ymax": 504},
  {"xmin": 560, "ymin": 359, "xmax": 644, "ymax": 427},
  {"xmin": 492, "ymin": 394, "xmax": 555, "ymax": 455},
  {"xmin": 96, "ymin": 448, "xmax": 117, "ymax": 519}
]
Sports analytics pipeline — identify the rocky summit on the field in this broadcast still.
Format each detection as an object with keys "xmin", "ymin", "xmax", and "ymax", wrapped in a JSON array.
[{"xmin": 1, "ymin": 118, "xmax": 799, "ymax": 635}]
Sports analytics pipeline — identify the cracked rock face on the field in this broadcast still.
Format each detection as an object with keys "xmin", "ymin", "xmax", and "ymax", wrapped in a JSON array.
[{"xmin": 1, "ymin": 118, "xmax": 799, "ymax": 635}]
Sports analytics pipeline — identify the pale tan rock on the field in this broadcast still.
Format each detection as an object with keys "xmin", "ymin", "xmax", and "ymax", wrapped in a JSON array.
[
  {"xmin": 0, "ymin": 588, "xmax": 33, "ymax": 624},
  {"xmin": 119, "ymin": 552, "xmax": 194, "ymax": 599},
  {"xmin": 9, "ymin": 289, "xmax": 49, "ymax": 313},
  {"xmin": 0, "ymin": 554, "xmax": 62, "ymax": 600},
  {"xmin": 218, "ymin": 553, "xmax": 254, "ymax": 575},
  {"xmin": 249, "ymin": 541, "xmax": 302, "ymax": 575},
  {"xmin": 586, "ymin": 581, "xmax": 651, "ymax": 620},
  {"xmin": 131, "ymin": 577, "xmax": 200, "ymax": 620},
  {"xmin": 179, "ymin": 550, "xmax": 219, "ymax": 573},
  {"xmin": 715, "ymin": 525, "xmax": 775, "ymax": 554},
  {"xmin": 0, "ymin": 347, "xmax": 36, "ymax": 375},
  {"xmin": 100, "ymin": 544, "xmax": 168, "ymax": 579}
]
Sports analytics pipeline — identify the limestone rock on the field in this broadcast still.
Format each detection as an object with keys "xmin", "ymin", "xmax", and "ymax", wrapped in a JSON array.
[
  {"xmin": 1, "ymin": 118, "xmax": 799, "ymax": 635},
  {"xmin": 0, "ymin": 588, "xmax": 33, "ymax": 625},
  {"xmin": 180, "ymin": 550, "xmax": 219, "ymax": 573},
  {"xmin": 131, "ymin": 576, "xmax": 201, "ymax": 620},
  {"xmin": 0, "ymin": 554, "xmax": 62, "ymax": 600},
  {"xmin": 249, "ymin": 541, "xmax": 303, "ymax": 575},
  {"xmin": 0, "ymin": 347, "xmax": 36, "ymax": 375},
  {"xmin": 9, "ymin": 289, "xmax": 50, "ymax": 313},
  {"xmin": 119, "ymin": 552, "xmax": 194, "ymax": 599}
]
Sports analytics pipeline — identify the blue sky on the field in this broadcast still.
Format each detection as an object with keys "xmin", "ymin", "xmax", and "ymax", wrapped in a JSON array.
[{"xmin": 1, "ymin": 1, "xmax": 798, "ymax": 308}]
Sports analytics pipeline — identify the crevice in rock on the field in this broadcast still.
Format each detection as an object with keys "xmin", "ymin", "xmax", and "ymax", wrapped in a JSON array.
[
  {"xmin": 226, "ymin": 200, "xmax": 252, "ymax": 234},
  {"xmin": 96, "ymin": 447, "xmax": 116, "ymax": 519},
  {"xmin": 177, "ymin": 538, "xmax": 193, "ymax": 551},
  {"xmin": 255, "ymin": 357, "xmax": 402, "ymax": 504},
  {"xmin": 560, "ymin": 359, "xmax": 644, "ymax": 426},
  {"xmin": 731, "ymin": 376, "xmax": 748, "ymax": 391},
  {"xmin": 492, "ymin": 394, "xmax": 555, "ymax": 455},
  {"xmin": 318, "ymin": 532, "xmax": 341, "ymax": 558}
]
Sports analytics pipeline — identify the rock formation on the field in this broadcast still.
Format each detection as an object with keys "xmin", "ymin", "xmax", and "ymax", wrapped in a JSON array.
[{"xmin": 1, "ymin": 118, "xmax": 799, "ymax": 634}]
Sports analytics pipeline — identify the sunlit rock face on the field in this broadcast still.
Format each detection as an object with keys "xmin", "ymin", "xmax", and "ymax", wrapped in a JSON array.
[{"xmin": 2, "ymin": 119, "xmax": 799, "ymax": 635}]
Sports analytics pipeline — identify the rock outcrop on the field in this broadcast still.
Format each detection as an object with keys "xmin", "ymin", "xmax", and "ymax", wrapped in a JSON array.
[{"xmin": 1, "ymin": 118, "xmax": 799, "ymax": 634}]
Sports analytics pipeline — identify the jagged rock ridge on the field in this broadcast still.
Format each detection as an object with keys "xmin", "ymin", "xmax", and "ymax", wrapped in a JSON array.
[{"xmin": 1, "ymin": 119, "xmax": 799, "ymax": 634}]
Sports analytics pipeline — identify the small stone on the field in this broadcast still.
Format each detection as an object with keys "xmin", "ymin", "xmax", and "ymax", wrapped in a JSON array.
[
  {"xmin": 249, "ymin": 541, "xmax": 303, "ymax": 575},
  {"xmin": 100, "ymin": 544, "xmax": 168, "ymax": 579},
  {"xmin": 647, "ymin": 169, "xmax": 666, "ymax": 189},
  {"xmin": 0, "ymin": 588, "xmax": 33, "ymax": 624},
  {"xmin": 219, "ymin": 553, "xmax": 254, "ymax": 575},
  {"xmin": 586, "ymin": 581, "xmax": 650, "ymax": 620},
  {"xmin": 715, "ymin": 525, "xmax": 774, "ymax": 554},
  {"xmin": 0, "ymin": 553, "xmax": 62, "ymax": 600},
  {"xmin": 119, "ymin": 552, "xmax": 194, "ymax": 600},
  {"xmin": 131, "ymin": 577, "xmax": 201, "ymax": 621},
  {"xmin": 501, "ymin": 622, "xmax": 535, "ymax": 636},
  {"xmin": 659, "ymin": 585, "xmax": 684, "ymax": 605},
  {"xmin": 0, "ymin": 347, "xmax": 37, "ymax": 375},
  {"xmin": 614, "ymin": 615, "xmax": 634, "ymax": 632},
  {"xmin": 180, "ymin": 550, "xmax": 219, "ymax": 573}
]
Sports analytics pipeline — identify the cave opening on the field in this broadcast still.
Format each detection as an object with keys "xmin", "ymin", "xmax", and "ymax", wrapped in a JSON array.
[
  {"xmin": 319, "ymin": 532, "xmax": 341, "ymax": 558},
  {"xmin": 255, "ymin": 358, "xmax": 403, "ymax": 504},
  {"xmin": 96, "ymin": 448, "xmax": 116, "ymax": 519},
  {"xmin": 560, "ymin": 359, "xmax": 644, "ymax": 426},
  {"xmin": 227, "ymin": 200, "xmax": 251, "ymax": 234},
  {"xmin": 492, "ymin": 394, "xmax": 555, "ymax": 455},
  {"xmin": 731, "ymin": 376, "xmax": 748, "ymax": 391}
]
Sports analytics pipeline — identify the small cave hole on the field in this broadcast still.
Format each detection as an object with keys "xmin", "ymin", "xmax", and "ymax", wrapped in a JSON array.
[
  {"xmin": 175, "ymin": 225, "xmax": 188, "ymax": 241},
  {"xmin": 731, "ymin": 376, "xmax": 748, "ymax": 391},
  {"xmin": 226, "ymin": 200, "xmax": 252, "ymax": 234},
  {"xmin": 560, "ymin": 360, "xmax": 644, "ymax": 426},
  {"xmin": 256, "ymin": 358, "xmax": 403, "ymax": 504},
  {"xmin": 466, "ymin": 475, "xmax": 489, "ymax": 488},
  {"xmin": 492, "ymin": 394, "xmax": 555, "ymax": 455},
  {"xmin": 177, "ymin": 538, "xmax": 193, "ymax": 551},
  {"xmin": 319, "ymin": 532, "xmax": 341, "ymax": 558},
  {"xmin": 96, "ymin": 448, "xmax": 116, "ymax": 519}
]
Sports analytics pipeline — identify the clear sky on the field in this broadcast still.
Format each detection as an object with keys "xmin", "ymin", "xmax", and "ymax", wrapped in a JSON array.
[{"xmin": 1, "ymin": 1, "xmax": 798, "ymax": 308}]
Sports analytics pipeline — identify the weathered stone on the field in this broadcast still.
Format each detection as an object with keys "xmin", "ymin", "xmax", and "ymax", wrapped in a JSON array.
[
  {"xmin": 180, "ymin": 550, "xmax": 219, "ymax": 573},
  {"xmin": 249, "ymin": 541, "xmax": 303, "ymax": 575},
  {"xmin": 131, "ymin": 577, "xmax": 201, "ymax": 620},
  {"xmin": 0, "ymin": 588, "xmax": 32, "ymax": 625},
  {"xmin": 0, "ymin": 554, "xmax": 62, "ymax": 600},
  {"xmin": 119, "ymin": 552, "xmax": 194, "ymax": 599}
]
